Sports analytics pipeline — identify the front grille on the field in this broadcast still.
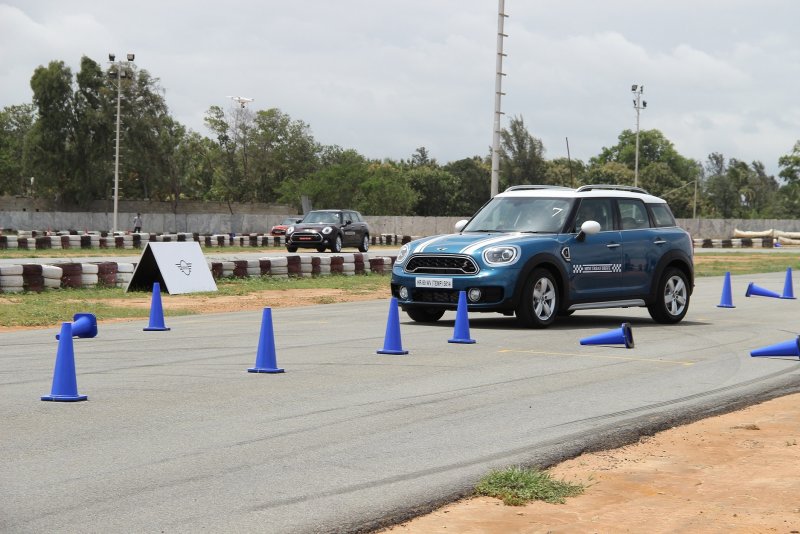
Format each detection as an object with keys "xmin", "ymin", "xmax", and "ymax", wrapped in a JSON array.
[
  {"xmin": 404, "ymin": 255, "xmax": 479, "ymax": 275},
  {"xmin": 290, "ymin": 231, "xmax": 323, "ymax": 244}
]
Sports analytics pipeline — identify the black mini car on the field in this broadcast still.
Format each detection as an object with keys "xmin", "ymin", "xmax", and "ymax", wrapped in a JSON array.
[{"xmin": 285, "ymin": 209, "xmax": 370, "ymax": 253}]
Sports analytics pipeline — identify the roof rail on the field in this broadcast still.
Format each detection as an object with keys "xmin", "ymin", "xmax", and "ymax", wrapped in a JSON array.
[
  {"xmin": 575, "ymin": 184, "xmax": 650, "ymax": 194},
  {"xmin": 504, "ymin": 185, "xmax": 574, "ymax": 192}
]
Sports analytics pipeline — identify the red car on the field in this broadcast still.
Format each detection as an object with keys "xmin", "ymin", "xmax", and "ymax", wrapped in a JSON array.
[{"xmin": 270, "ymin": 217, "xmax": 303, "ymax": 236}]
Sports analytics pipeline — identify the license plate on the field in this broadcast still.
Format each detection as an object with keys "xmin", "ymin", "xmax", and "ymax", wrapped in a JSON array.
[{"xmin": 416, "ymin": 277, "xmax": 453, "ymax": 289}]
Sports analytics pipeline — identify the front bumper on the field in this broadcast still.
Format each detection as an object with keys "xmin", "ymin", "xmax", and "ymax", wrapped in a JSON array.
[{"xmin": 390, "ymin": 263, "xmax": 518, "ymax": 311}]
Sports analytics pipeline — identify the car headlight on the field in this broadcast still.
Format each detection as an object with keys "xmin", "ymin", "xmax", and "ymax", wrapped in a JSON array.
[
  {"xmin": 286, "ymin": 226, "xmax": 295, "ymax": 235},
  {"xmin": 483, "ymin": 245, "xmax": 519, "ymax": 266},
  {"xmin": 322, "ymin": 226, "xmax": 333, "ymax": 234},
  {"xmin": 397, "ymin": 244, "xmax": 410, "ymax": 263}
]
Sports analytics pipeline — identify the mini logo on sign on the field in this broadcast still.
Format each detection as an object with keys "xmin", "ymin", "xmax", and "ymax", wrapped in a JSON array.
[{"xmin": 176, "ymin": 260, "xmax": 192, "ymax": 276}]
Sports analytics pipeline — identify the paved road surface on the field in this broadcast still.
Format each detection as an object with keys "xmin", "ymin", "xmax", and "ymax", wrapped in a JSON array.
[{"xmin": 2, "ymin": 271, "xmax": 799, "ymax": 533}]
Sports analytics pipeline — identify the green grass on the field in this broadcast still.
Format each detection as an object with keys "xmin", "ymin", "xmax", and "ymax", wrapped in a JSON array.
[
  {"xmin": 0, "ymin": 273, "xmax": 389, "ymax": 328},
  {"xmin": 0, "ymin": 286, "xmax": 171, "ymax": 327},
  {"xmin": 474, "ymin": 466, "xmax": 584, "ymax": 506},
  {"xmin": 693, "ymin": 252, "xmax": 800, "ymax": 277}
]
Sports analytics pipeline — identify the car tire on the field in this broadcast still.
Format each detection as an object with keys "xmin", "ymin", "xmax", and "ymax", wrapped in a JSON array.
[
  {"xmin": 316, "ymin": 246, "xmax": 327, "ymax": 253},
  {"xmin": 406, "ymin": 307, "xmax": 446, "ymax": 323},
  {"xmin": 648, "ymin": 267, "xmax": 690, "ymax": 324},
  {"xmin": 286, "ymin": 245, "xmax": 298, "ymax": 253},
  {"xmin": 331, "ymin": 234, "xmax": 342, "ymax": 253},
  {"xmin": 516, "ymin": 268, "xmax": 559, "ymax": 328},
  {"xmin": 358, "ymin": 235, "xmax": 370, "ymax": 252}
]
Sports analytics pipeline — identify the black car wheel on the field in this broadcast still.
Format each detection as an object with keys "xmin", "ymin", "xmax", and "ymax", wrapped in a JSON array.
[
  {"xmin": 331, "ymin": 234, "xmax": 342, "ymax": 253},
  {"xmin": 406, "ymin": 307, "xmax": 446, "ymax": 323},
  {"xmin": 286, "ymin": 245, "xmax": 297, "ymax": 253},
  {"xmin": 648, "ymin": 267, "xmax": 690, "ymax": 324},
  {"xmin": 358, "ymin": 235, "xmax": 370, "ymax": 252},
  {"xmin": 516, "ymin": 268, "xmax": 559, "ymax": 328}
]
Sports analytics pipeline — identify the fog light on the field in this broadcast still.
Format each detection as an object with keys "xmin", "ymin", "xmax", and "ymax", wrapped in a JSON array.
[
  {"xmin": 467, "ymin": 288, "xmax": 482, "ymax": 302},
  {"xmin": 399, "ymin": 286, "xmax": 409, "ymax": 300}
]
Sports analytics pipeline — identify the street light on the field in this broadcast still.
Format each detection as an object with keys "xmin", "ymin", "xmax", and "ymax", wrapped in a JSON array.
[
  {"xmin": 108, "ymin": 52, "xmax": 136, "ymax": 233},
  {"xmin": 631, "ymin": 84, "xmax": 647, "ymax": 188}
]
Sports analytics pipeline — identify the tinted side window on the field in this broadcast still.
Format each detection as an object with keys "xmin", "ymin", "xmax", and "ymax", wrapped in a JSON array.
[
  {"xmin": 618, "ymin": 199, "xmax": 651, "ymax": 230},
  {"xmin": 648, "ymin": 203, "xmax": 676, "ymax": 227},
  {"xmin": 573, "ymin": 198, "xmax": 614, "ymax": 232}
]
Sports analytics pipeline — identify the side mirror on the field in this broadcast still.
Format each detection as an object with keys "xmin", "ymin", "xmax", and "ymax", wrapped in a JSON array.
[
  {"xmin": 454, "ymin": 220, "xmax": 468, "ymax": 232},
  {"xmin": 576, "ymin": 220, "xmax": 601, "ymax": 242},
  {"xmin": 344, "ymin": 219, "xmax": 352, "ymax": 226}
]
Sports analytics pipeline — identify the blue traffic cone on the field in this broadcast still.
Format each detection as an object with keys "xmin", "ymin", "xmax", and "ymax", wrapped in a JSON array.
[
  {"xmin": 750, "ymin": 336, "xmax": 800, "ymax": 358},
  {"xmin": 42, "ymin": 323, "xmax": 88, "ymax": 402},
  {"xmin": 448, "ymin": 291, "xmax": 476, "ymax": 344},
  {"xmin": 781, "ymin": 267, "xmax": 796, "ymax": 299},
  {"xmin": 377, "ymin": 297, "xmax": 408, "ymax": 354},
  {"xmin": 248, "ymin": 307, "xmax": 284, "ymax": 373},
  {"xmin": 745, "ymin": 282, "xmax": 781, "ymax": 299},
  {"xmin": 580, "ymin": 322, "xmax": 634, "ymax": 349},
  {"xmin": 143, "ymin": 282, "xmax": 170, "ymax": 331},
  {"xmin": 56, "ymin": 313, "xmax": 97, "ymax": 340},
  {"xmin": 717, "ymin": 272, "xmax": 735, "ymax": 308}
]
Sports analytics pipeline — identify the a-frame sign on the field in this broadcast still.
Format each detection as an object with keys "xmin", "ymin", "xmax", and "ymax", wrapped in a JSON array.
[{"xmin": 126, "ymin": 241, "xmax": 217, "ymax": 294}]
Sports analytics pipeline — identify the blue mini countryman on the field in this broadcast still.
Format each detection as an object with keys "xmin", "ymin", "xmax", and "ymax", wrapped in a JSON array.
[{"xmin": 390, "ymin": 184, "xmax": 694, "ymax": 328}]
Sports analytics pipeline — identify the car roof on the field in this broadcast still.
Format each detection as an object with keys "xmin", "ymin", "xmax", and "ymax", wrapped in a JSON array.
[{"xmin": 499, "ymin": 184, "xmax": 667, "ymax": 204}]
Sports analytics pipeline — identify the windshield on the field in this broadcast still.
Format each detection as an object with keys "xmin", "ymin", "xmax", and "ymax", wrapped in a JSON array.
[
  {"xmin": 303, "ymin": 212, "xmax": 341, "ymax": 224},
  {"xmin": 463, "ymin": 197, "xmax": 573, "ymax": 233}
]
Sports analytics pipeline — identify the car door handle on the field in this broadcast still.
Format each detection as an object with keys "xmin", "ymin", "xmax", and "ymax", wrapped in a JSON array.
[
  {"xmin": 653, "ymin": 239, "xmax": 667, "ymax": 245},
  {"xmin": 606, "ymin": 243, "xmax": 621, "ymax": 249}
]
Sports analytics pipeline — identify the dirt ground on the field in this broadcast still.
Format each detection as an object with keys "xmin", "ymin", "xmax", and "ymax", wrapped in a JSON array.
[{"xmin": 7, "ymin": 284, "xmax": 800, "ymax": 531}]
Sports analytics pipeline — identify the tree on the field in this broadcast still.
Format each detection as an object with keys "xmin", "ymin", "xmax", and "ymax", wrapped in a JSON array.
[
  {"xmin": 544, "ymin": 157, "xmax": 585, "ymax": 188},
  {"xmin": 25, "ymin": 60, "xmax": 75, "ymax": 205},
  {"xmin": 249, "ymin": 108, "xmax": 320, "ymax": 203},
  {"xmin": 407, "ymin": 166, "xmax": 457, "ymax": 216},
  {"xmin": 498, "ymin": 115, "xmax": 547, "ymax": 189},
  {"xmin": 778, "ymin": 141, "xmax": 800, "ymax": 184},
  {"xmin": 444, "ymin": 156, "xmax": 491, "ymax": 215},
  {"xmin": 0, "ymin": 104, "xmax": 35, "ymax": 196}
]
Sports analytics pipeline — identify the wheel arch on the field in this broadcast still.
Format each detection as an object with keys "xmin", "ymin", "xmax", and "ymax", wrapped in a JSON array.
[
  {"xmin": 512, "ymin": 253, "xmax": 570, "ymax": 310},
  {"xmin": 649, "ymin": 251, "xmax": 694, "ymax": 303}
]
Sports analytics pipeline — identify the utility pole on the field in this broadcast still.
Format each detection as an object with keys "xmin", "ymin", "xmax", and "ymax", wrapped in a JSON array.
[
  {"xmin": 108, "ymin": 52, "xmax": 136, "ymax": 234},
  {"xmin": 490, "ymin": 0, "xmax": 508, "ymax": 198},
  {"xmin": 631, "ymin": 84, "xmax": 646, "ymax": 188}
]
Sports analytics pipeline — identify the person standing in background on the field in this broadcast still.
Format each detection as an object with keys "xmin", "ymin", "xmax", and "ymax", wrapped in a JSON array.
[{"xmin": 133, "ymin": 213, "xmax": 143, "ymax": 233}]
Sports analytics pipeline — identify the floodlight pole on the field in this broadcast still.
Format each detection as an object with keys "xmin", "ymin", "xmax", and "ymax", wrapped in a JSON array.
[
  {"xmin": 490, "ymin": 0, "xmax": 508, "ymax": 198},
  {"xmin": 632, "ymin": 84, "xmax": 645, "ymax": 188},
  {"xmin": 109, "ymin": 53, "xmax": 135, "ymax": 234}
]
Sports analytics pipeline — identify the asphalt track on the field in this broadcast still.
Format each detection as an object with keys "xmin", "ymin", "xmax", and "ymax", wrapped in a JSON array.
[{"xmin": 2, "ymin": 270, "xmax": 800, "ymax": 533}]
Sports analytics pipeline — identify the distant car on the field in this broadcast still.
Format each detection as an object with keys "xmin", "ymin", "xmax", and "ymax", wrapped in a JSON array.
[
  {"xmin": 285, "ymin": 209, "xmax": 370, "ymax": 253},
  {"xmin": 391, "ymin": 184, "xmax": 694, "ymax": 327},
  {"xmin": 271, "ymin": 217, "xmax": 303, "ymax": 236}
]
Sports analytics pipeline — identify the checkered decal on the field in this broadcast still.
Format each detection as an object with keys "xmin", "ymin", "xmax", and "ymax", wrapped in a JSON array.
[{"xmin": 572, "ymin": 263, "xmax": 622, "ymax": 274}]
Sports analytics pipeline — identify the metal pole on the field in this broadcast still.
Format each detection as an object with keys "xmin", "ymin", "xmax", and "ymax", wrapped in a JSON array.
[
  {"xmin": 634, "ymin": 91, "xmax": 640, "ymax": 188},
  {"xmin": 566, "ymin": 137, "xmax": 574, "ymax": 188},
  {"xmin": 490, "ymin": 0, "xmax": 507, "ymax": 198},
  {"xmin": 113, "ymin": 70, "xmax": 121, "ymax": 233},
  {"xmin": 693, "ymin": 177, "xmax": 698, "ymax": 219}
]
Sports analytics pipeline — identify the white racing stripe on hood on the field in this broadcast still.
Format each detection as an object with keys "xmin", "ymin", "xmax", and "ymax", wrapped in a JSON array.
[
  {"xmin": 413, "ymin": 235, "xmax": 454, "ymax": 253},
  {"xmin": 461, "ymin": 234, "xmax": 523, "ymax": 255}
]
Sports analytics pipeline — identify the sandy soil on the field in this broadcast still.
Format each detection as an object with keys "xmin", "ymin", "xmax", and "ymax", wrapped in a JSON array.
[
  {"xmin": 382, "ymin": 393, "xmax": 800, "ymax": 533},
  {"xmin": 5, "ymin": 281, "xmax": 800, "ymax": 532}
]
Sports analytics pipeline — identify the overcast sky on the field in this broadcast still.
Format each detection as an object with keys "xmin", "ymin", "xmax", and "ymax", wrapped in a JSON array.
[{"xmin": 2, "ymin": 1, "xmax": 798, "ymax": 177}]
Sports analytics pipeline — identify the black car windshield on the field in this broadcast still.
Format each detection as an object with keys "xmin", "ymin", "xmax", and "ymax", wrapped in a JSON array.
[
  {"xmin": 303, "ymin": 212, "xmax": 341, "ymax": 224},
  {"xmin": 463, "ymin": 197, "xmax": 573, "ymax": 233}
]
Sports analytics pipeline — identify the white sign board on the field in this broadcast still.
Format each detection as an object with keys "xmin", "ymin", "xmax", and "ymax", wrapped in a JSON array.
[{"xmin": 126, "ymin": 241, "xmax": 217, "ymax": 294}]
